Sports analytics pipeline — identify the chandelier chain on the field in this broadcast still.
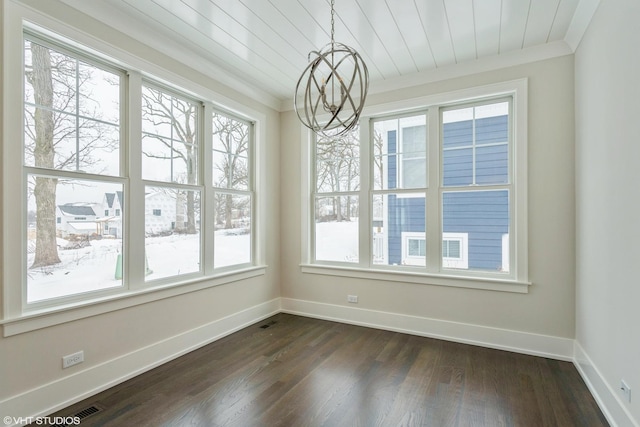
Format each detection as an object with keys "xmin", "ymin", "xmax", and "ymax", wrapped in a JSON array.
[{"xmin": 330, "ymin": 0, "xmax": 335, "ymax": 46}]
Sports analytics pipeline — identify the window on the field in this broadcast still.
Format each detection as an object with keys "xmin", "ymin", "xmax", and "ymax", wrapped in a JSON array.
[
  {"xmin": 12, "ymin": 29, "xmax": 261, "ymax": 315},
  {"xmin": 401, "ymin": 232, "xmax": 426, "ymax": 266},
  {"xmin": 24, "ymin": 35, "xmax": 124, "ymax": 303},
  {"xmin": 373, "ymin": 114, "xmax": 427, "ymax": 267},
  {"xmin": 442, "ymin": 102, "xmax": 510, "ymax": 273},
  {"xmin": 441, "ymin": 233, "xmax": 469, "ymax": 269},
  {"xmin": 212, "ymin": 112, "xmax": 254, "ymax": 269},
  {"xmin": 313, "ymin": 126, "xmax": 359, "ymax": 263},
  {"xmin": 142, "ymin": 84, "xmax": 201, "ymax": 281},
  {"xmin": 308, "ymin": 83, "xmax": 527, "ymax": 288}
]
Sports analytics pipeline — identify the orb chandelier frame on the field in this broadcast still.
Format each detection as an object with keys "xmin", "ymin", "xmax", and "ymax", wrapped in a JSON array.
[{"xmin": 294, "ymin": 0, "xmax": 369, "ymax": 137}]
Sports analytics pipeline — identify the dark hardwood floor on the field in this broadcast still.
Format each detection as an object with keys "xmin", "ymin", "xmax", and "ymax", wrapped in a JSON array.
[{"xmin": 50, "ymin": 314, "xmax": 608, "ymax": 426}]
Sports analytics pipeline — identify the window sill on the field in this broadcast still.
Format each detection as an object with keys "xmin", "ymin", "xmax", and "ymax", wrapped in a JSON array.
[
  {"xmin": 300, "ymin": 264, "xmax": 530, "ymax": 293},
  {"xmin": 1, "ymin": 266, "xmax": 267, "ymax": 337}
]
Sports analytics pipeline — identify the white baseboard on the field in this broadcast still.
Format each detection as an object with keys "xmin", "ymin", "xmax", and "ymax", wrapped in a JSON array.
[
  {"xmin": 573, "ymin": 341, "xmax": 639, "ymax": 427},
  {"xmin": 11, "ymin": 297, "xmax": 633, "ymax": 427},
  {"xmin": 0, "ymin": 298, "xmax": 280, "ymax": 424},
  {"xmin": 280, "ymin": 297, "xmax": 574, "ymax": 361}
]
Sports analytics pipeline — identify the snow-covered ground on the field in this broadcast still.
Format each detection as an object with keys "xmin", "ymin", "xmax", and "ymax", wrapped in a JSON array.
[
  {"xmin": 26, "ymin": 222, "xmax": 356, "ymax": 303},
  {"xmin": 315, "ymin": 221, "xmax": 359, "ymax": 263},
  {"xmin": 27, "ymin": 231, "xmax": 250, "ymax": 303}
]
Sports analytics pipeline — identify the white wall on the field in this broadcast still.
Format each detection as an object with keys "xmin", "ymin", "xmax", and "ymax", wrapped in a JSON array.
[
  {"xmin": 0, "ymin": 0, "xmax": 281, "ymax": 419},
  {"xmin": 575, "ymin": 0, "xmax": 640, "ymax": 425},
  {"xmin": 281, "ymin": 55, "xmax": 576, "ymax": 357}
]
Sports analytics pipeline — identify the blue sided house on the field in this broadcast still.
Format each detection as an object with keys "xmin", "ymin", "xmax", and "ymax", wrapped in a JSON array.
[{"xmin": 378, "ymin": 102, "xmax": 510, "ymax": 273}]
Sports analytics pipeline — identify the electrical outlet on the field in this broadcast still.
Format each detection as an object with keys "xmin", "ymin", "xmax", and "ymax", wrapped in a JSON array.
[
  {"xmin": 621, "ymin": 380, "xmax": 631, "ymax": 403},
  {"xmin": 62, "ymin": 351, "xmax": 84, "ymax": 369},
  {"xmin": 347, "ymin": 295, "xmax": 358, "ymax": 303}
]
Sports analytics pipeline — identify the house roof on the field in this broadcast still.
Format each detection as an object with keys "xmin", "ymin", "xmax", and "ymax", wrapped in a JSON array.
[
  {"xmin": 105, "ymin": 192, "xmax": 115, "ymax": 208},
  {"xmin": 58, "ymin": 204, "xmax": 96, "ymax": 216},
  {"xmin": 105, "ymin": 191, "xmax": 124, "ymax": 209}
]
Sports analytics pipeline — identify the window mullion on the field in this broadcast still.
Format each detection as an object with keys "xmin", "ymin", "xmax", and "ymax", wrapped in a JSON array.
[
  {"xmin": 127, "ymin": 71, "xmax": 145, "ymax": 288},
  {"xmin": 426, "ymin": 107, "xmax": 440, "ymax": 272},
  {"xmin": 202, "ymin": 103, "xmax": 214, "ymax": 276},
  {"xmin": 360, "ymin": 120, "xmax": 371, "ymax": 268}
]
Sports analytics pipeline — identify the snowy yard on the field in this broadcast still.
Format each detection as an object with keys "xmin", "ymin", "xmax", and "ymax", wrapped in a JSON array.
[
  {"xmin": 315, "ymin": 220, "xmax": 359, "ymax": 263},
  {"xmin": 27, "ymin": 231, "xmax": 250, "ymax": 303}
]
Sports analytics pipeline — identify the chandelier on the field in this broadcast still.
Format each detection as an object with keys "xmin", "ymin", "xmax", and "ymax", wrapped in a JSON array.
[{"xmin": 294, "ymin": 0, "xmax": 369, "ymax": 137}]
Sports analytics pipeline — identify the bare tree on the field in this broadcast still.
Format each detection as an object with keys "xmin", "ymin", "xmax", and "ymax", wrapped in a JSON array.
[
  {"xmin": 315, "ymin": 127, "xmax": 359, "ymax": 221},
  {"xmin": 373, "ymin": 130, "xmax": 384, "ymax": 190},
  {"xmin": 141, "ymin": 88, "xmax": 197, "ymax": 234},
  {"xmin": 212, "ymin": 114, "xmax": 249, "ymax": 229}
]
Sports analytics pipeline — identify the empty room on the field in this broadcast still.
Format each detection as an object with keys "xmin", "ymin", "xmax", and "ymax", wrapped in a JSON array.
[{"xmin": 1, "ymin": 0, "xmax": 638, "ymax": 426}]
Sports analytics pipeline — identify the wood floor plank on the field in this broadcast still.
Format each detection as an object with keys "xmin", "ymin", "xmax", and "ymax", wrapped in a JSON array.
[{"xmin": 46, "ymin": 314, "xmax": 609, "ymax": 427}]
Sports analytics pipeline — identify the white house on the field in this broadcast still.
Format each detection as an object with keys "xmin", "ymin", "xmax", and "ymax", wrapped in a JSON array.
[
  {"xmin": 144, "ymin": 191, "xmax": 178, "ymax": 235},
  {"xmin": 56, "ymin": 203, "xmax": 98, "ymax": 237},
  {"xmin": 100, "ymin": 191, "xmax": 123, "ymax": 238}
]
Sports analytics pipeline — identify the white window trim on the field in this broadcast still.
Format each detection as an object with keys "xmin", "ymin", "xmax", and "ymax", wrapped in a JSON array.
[
  {"xmin": 1, "ymin": 3, "xmax": 268, "ymax": 336},
  {"xmin": 301, "ymin": 79, "xmax": 529, "ymax": 293}
]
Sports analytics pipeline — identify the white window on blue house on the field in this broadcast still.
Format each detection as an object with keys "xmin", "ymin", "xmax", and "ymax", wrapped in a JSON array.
[
  {"xmin": 401, "ymin": 232, "xmax": 427, "ymax": 266},
  {"xmin": 441, "ymin": 233, "xmax": 469, "ymax": 269},
  {"xmin": 401, "ymin": 232, "xmax": 469, "ymax": 269}
]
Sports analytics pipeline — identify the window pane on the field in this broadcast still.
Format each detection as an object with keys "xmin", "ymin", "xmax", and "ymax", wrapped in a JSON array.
[
  {"xmin": 476, "ymin": 144, "xmax": 508, "ymax": 185},
  {"xmin": 24, "ymin": 41, "xmax": 121, "ymax": 176},
  {"xmin": 447, "ymin": 240, "xmax": 461, "ymax": 258},
  {"xmin": 315, "ymin": 126, "xmax": 360, "ymax": 193},
  {"xmin": 443, "ymin": 148, "xmax": 473, "ymax": 186},
  {"xmin": 475, "ymin": 102, "xmax": 509, "ymax": 145},
  {"xmin": 442, "ymin": 191, "xmax": 509, "ymax": 272},
  {"xmin": 443, "ymin": 102, "xmax": 509, "ymax": 187},
  {"xmin": 144, "ymin": 187, "xmax": 201, "ymax": 280},
  {"xmin": 408, "ymin": 238, "xmax": 426, "ymax": 257},
  {"xmin": 214, "ymin": 193, "xmax": 251, "ymax": 268},
  {"xmin": 372, "ymin": 193, "xmax": 426, "ymax": 266},
  {"xmin": 373, "ymin": 115, "xmax": 426, "ymax": 190},
  {"xmin": 315, "ymin": 196, "xmax": 358, "ymax": 263},
  {"xmin": 26, "ymin": 176, "xmax": 123, "ymax": 302},
  {"xmin": 442, "ymin": 108, "xmax": 473, "ymax": 148},
  {"xmin": 212, "ymin": 113, "xmax": 250, "ymax": 190},
  {"xmin": 142, "ymin": 86, "xmax": 198, "ymax": 184}
]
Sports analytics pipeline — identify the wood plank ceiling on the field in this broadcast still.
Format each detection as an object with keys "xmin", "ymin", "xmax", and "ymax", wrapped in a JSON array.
[{"xmin": 57, "ymin": 0, "xmax": 588, "ymax": 109}]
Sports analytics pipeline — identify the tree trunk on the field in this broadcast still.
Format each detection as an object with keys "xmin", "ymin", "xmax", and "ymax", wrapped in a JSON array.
[
  {"xmin": 186, "ymin": 190, "xmax": 196, "ymax": 233},
  {"xmin": 30, "ymin": 43, "xmax": 61, "ymax": 268},
  {"xmin": 225, "ymin": 193, "xmax": 233, "ymax": 229},
  {"xmin": 175, "ymin": 190, "xmax": 186, "ymax": 233},
  {"xmin": 186, "ymin": 145, "xmax": 197, "ymax": 234}
]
